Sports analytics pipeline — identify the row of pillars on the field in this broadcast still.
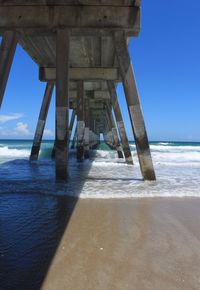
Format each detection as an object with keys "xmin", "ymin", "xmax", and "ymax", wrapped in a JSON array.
[
  {"xmin": 0, "ymin": 29, "xmax": 156, "ymax": 181},
  {"xmin": 30, "ymin": 80, "xmax": 133, "ymax": 163}
]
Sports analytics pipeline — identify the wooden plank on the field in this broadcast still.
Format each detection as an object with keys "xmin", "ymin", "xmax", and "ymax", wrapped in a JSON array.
[
  {"xmin": 115, "ymin": 31, "xmax": 156, "ymax": 180},
  {"xmin": 0, "ymin": 31, "xmax": 17, "ymax": 107},
  {"xmin": 39, "ymin": 67, "xmax": 120, "ymax": 81},
  {"xmin": 0, "ymin": 6, "xmax": 140, "ymax": 34},
  {"xmin": 107, "ymin": 80, "xmax": 133, "ymax": 165},
  {"xmin": 30, "ymin": 82, "xmax": 54, "ymax": 161},
  {"xmin": 0, "ymin": 1, "xmax": 140, "ymax": 7},
  {"xmin": 55, "ymin": 28, "xmax": 70, "ymax": 181}
]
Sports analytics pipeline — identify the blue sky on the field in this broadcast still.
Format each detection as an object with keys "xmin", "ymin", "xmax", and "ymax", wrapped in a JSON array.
[{"xmin": 0, "ymin": 0, "xmax": 200, "ymax": 141}]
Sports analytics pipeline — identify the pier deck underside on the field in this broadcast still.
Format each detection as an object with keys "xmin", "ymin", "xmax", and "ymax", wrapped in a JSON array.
[{"xmin": 0, "ymin": 0, "xmax": 156, "ymax": 181}]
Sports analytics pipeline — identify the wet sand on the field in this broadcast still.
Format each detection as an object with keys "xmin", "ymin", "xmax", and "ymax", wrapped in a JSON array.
[{"xmin": 42, "ymin": 198, "xmax": 200, "ymax": 290}]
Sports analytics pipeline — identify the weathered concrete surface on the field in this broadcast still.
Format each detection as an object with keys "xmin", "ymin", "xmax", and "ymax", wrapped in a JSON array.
[
  {"xmin": 76, "ymin": 80, "xmax": 85, "ymax": 162},
  {"xmin": 0, "ymin": 31, "xmax": 17, "ymax": 107},
  {"xmin": 0, "ymin": 4, "xmax": 140, "ymax": 36},
  {"xmin": 115, "ymin": 31, "xmax": 156, "ymax": 180},
  {"xmin": 55, "ymin": 29, "xmax": 69, "ymax": 181},
  {"xmin": 105, "ymin": 102, "xmax": 123, "ymax": 158},
  {"xmin": 107, "ymin": 81, "xmax": 133, "ymax": 165},
  {"xmin": 84, "ymin": 92, "xmax": 90, "ymax": 159},
  {"xmin": 30, "ymin": 82, "xmax": 54, "ymax": 161},
  {"xmin": 39, "ymin": 67, "xmax": 121, "ymax": 81},
  {"xmin": 71, "ymin": 125, "xmax": 77, "ymax": 149}
]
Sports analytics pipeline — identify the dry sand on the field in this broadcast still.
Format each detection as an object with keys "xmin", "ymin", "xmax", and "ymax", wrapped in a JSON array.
[{"xmin": 42, "ymin": 198, "xmax": 200, "ymax": 290}]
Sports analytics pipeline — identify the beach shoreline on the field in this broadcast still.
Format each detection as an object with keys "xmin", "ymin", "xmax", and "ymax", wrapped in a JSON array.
[{"xmin": 41, "ymin": 197, "xmax": 200, "ymax": 290}]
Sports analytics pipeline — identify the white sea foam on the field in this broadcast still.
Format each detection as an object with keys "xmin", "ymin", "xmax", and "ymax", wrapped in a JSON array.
[
  {"xmin": 76, "ymin": 145, "xmax": 200, "ymax": 198},
  {"xmin": 93, "ymin": 147, "xmax": 200, "ymax": 166},
  {"xmin": 158, "ymin": 142, "xmax": 171, "ymax": 145},
  {"xmin": 131, "ymin": 144, "xmax": 200, "ymax": 152},
  {"xmin": 0, "ymin": 146, "xmax": 29, "ymax": 158},
  {"xmin": 76, "ymin": 162, "xmax": 200, "ymax": 198},
  {"xmin": 0, "ymin": 142, "xmax": 200, "ymax": 199}
]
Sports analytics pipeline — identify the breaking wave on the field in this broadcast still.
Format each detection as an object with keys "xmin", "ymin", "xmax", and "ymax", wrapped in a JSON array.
[
  {"xmin": 0, "ymin": 146, "xmax": 29, "ymax": 158},
  {"xmin": 0, "ymin": 140, "xmax": 200, "ymax": 198}
]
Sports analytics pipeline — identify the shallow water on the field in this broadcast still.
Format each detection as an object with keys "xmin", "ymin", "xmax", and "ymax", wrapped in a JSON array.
[
  {"xmin": 0, "ymin": 140, "xmax": 200, "ymax": 198},
  {"xmin": 1, "ymin": 140, "xmax": 200, "ymax": 289}
]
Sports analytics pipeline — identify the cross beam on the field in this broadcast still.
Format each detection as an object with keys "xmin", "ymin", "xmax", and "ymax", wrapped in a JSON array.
[
  {"xmin": 0, "ymin": 6, "xmax": 140, "ymax": 36},
  {"xmin": 0, "ymin": 1, "xmax": 140, "ymax": 6},
  {"xmin": 39, "ymin": 67, "xmax": 121, "ymax": 81}
]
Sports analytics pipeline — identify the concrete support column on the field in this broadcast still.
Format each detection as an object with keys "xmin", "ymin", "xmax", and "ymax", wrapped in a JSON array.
[
  {"xmin": 69, "ymin": 110, "xmax": 76, "ymax": 142},
  {"xmin": 89, "ymin": 129, "xmax": 99, "ymax": 149},
  {"xmin": 104, "ymin": 111, "xmax": 115, "ymax": 149},
  {"xmin": 84, "ymin": 92, "xmax": 90, "ymax": 159},
  {"xmin": 107, "ymin": 81, "xmax": 133, "ymax": 165},
  {"xmin": 93, "ymin": 131, "xmax": 100, "ymax": 149},
  {"xmin": 30, "ymin": 82, "xmax": 54, "ymax": 161},
  {"xmin": 106, "ymin": 103, "xmax": 123, "ymax": 158},
  {"xmin": 114, "ymin": 31, "xmax": 156, "ymax": 180},
  {"xmin": 0, "ymin": 31, "xmax": 17, "ymax": 108},
  {"xmin": 55, "ymin": 29, "xmax": 70, "ymax": 181},
  {"xmin": 89, "ymin": 130, "xmax": 95, "ymax": 149},
  {"xmin": 52, "ymin": 109, "xmax": 76, "ymax": 158},
  {"xmin": 71, "ymin": 125, "xmax": 77, "ymax": 149},
  {"xmin": 76, "ymin": 80, "xmax": 85, "ymax": 162}
]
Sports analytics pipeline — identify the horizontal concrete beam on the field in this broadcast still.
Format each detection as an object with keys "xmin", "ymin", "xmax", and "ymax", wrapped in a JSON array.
[
  {"xmin": 39, "ymin": 67, "xmax": 121, "ymax": 81},
  {"xmin": 0, "ymin": 1, "xmax": 140, "ymax": 6},
  {"xmin": 0, "ymin": 6, "xmax": 140, "ymax": 35},
  {"xmin": 70, "ymin": 101, "xmax": 107, "ymax": 110},
  {"xmin": 69, "ymin": 90, "xmax": 110, "ymax": 99},
  {"xmin": 70, "ymin": 81, "xmax": 108, "ymax": 91}
]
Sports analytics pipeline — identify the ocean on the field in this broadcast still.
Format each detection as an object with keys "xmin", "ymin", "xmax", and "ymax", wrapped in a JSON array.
[
  {"xmin": 0, "ymin": 140, "xmax": 200, "ymax": 198},
  {"xmin": 1, "ymin": 140, "xmax": 200, "ymax": 289}
]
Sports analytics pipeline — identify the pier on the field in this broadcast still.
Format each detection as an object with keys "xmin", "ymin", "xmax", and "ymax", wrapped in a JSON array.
[{"xmin": 0, "ymin": 0, "xmax": 156, "ymax": 181}]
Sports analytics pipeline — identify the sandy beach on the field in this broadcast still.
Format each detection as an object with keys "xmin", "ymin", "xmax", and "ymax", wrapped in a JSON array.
[{"xmin": 41, "ymin": 198, "xmax": 200, "ymax": 290}]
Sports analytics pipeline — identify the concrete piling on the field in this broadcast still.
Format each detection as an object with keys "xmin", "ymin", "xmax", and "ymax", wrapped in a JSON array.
[
  {"xmin": 84, "ymin": 92, "xmax": 90, "ymax": 159},
  {"xmin": 71, "ymin": 125, "xmax": 77, "ymax": 149},
  {"xmin": 105, "ymin": 102, "xmax": 123, "ymax": 158},
  {"xmin": 0, "ymin": 31, "xmax": 17, "ymax": 107},
  {"xmin": 107, "ymin": 81, "xmax": 133, "ymax": 165},
  {"xmin": 76, "ymin": 80, "xmax": 85, "ymax": 162},
  {"xmin": 30, "ymin": 82, "xmax": 54, "ymax": 161},
  {"xmin": 0, "ymin": 1, "xmax": 155, "ymax": 182},
  {"xmin": 55, "ymin": 29, "xmax": 70, "ymax": 181},
  {"xmin": 114, "ymin": 31, "xmax": 156, "ymax": 180}
]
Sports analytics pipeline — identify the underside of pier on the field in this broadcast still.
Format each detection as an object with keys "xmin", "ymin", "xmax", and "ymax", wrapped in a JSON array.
[{"xmin": 0, "ymin": 0, "xmax": 156, "ymax": 181}]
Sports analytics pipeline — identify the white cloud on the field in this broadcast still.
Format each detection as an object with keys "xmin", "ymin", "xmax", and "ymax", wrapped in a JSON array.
[
  {"xmin": 13, "ymin": 122, "xmax": 31, "ymax": 136},
  {"xmin": 43, "ymin": 129, "xmax": 54, "ymax": 137},
  {"xmin": 0, "ymin": 113, "xmax": 23, "ymax": 123}
]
